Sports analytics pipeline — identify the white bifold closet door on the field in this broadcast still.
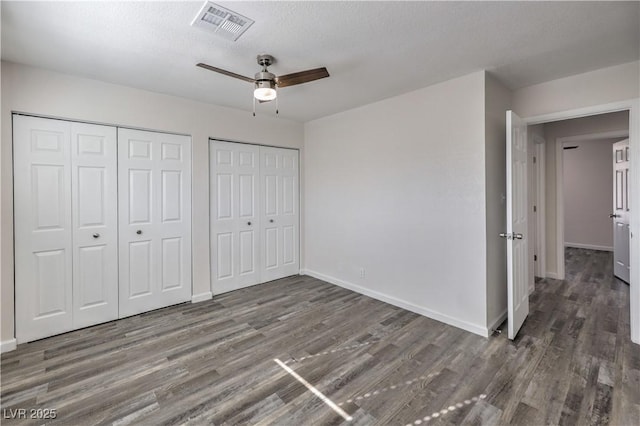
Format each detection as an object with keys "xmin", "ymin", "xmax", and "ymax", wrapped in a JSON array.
[
  {"xmin": 71, "ymin": 122, "xmax": 119, "ymax": 329},
  {"xmin": 210, "ymin": 140, "xmax": 299, "ymax": 294},
  {"xmin": 210, "ymin": 141, "xmax": 261, "ymax": 293},
  {"xmin": 14, "ymin": 116, "xmax": 118, "ymax": 343},
  {"xmin": 260, "ymin": 146, "xmax": 300, "ymax": 282},
  {"xmin": 118, "ymin": 128, "xmax": 192, "ymax": 317}
]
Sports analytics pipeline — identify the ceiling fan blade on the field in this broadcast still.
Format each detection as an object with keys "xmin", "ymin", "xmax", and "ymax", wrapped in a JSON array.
[
  {"xmin": 276, "ymin": 67, "xmax": 329, "ymax": 88},
  {"xmin": 196, "ymin": 63, "xmax": 255, "ymax": 83}
]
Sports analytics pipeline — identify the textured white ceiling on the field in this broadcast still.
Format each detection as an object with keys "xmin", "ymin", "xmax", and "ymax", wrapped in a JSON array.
[{"xmin": 2, "ymin": 1, "xmax": 638, "ymax": 122}]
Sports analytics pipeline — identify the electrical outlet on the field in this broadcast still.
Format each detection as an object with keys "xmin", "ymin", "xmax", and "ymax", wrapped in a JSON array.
[{"xmin": 359, "ymin": 268, "xmax": 365, "ymax": 278}]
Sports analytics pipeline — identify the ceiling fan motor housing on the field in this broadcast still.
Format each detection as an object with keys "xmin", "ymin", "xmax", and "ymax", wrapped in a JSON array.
[{"xmin": 255, "ymin": 71, "xmax": 277, "ymax": 89}]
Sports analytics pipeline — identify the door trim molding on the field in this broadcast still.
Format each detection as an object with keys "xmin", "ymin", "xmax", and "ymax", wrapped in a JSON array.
[
  {"xmin": 1, "ymin": 339, "xmax": 17, "ymax": 353},
  {"xmin": 555, "ymin": 130, "xmax": 629, "ymax": 280},
  {"xmin": 524, "ymin": 97, "xmax": 639, "ymax": 345},
  {"xmin": 208, "ymin": 137, "xmax": 300, "ymax": 152},
  {"xmin": 532, "ymin": 135, "xmax": 546, "ymax": 279},
  {"xmin": 524, "ymin": 99, "xmax": 635, "ymax": 125},
  {"xmin": 11, "ymin": 111, "xmax": 191, "ymax": 137}
]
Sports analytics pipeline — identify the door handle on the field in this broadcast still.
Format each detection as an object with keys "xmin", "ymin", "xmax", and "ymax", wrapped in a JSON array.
[
  {"xmin": 93, "ymin": 233, "xmax": 100, "ymax": 239},
  {"xmin": 513, "ymin": 233, "xmax": 524, "ymax": 240},
  {"xmin": 136, "ymin": 230, "xmax": 142, "ymax": 235},
  {"xmin": 270, "ymin": 219, "xmax": 274, "ymax": 223},
  {"xmin": 609, "ymin": 213, "xmax": 620, "ymax": 218},
  {"xmin": 247, "ymin": 221, "xmax": 252, "ymax": 226},
  {"xmin": 499, "ymin": 233, "xmax": 512, "ymax": 239}
]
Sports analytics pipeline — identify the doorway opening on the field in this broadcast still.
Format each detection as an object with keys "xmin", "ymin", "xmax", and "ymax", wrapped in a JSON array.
[
  {"xmin": 523, "ymin": 101, "xmax": 638, "ymax": 344},
  {"xmin": 529, "ymin": 111, "xmax": 629, "ymax": 283}
]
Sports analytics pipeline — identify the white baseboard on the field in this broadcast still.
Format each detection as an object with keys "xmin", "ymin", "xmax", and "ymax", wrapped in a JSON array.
[
  {"xmin": 191, "ymin": 291, "xmax": 213, "ymax": 304},
  {"xmin": 488, "ymin": 309, "xmax": 508, "ymax": 334},
  {"xmin": 564, "ymin": 242, "xmax": 613, "ymax": 252},
  {"xmin": 301, "ymin": 269, "xmax": 489, "ymax": 337},
  {"xmin": 1, "ymin": 338, "xmax": 17, "ymax": 353}
]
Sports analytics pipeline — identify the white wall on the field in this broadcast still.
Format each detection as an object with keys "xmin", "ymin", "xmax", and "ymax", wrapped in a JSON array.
[
  {"xmin": 563, "ymin": 138, "xmax": 623, "ymax": 251},
  {"xmin": 484, "ymin": 73, "xmax": 511, "ymax": 330},
  {"xmin": 1, "ymin": 61, "xmax": 304, "ymax": 345},
  {"xmin": 542, "ymin": 112, "xmax": 629, "ymax": 275},
  {"xmin": 513, "ymin": 61, "xmax": 640, "ymax": 118},
  {"xmin": 304, "ymin": 71, "xmax": 491, "ymax": 336}
]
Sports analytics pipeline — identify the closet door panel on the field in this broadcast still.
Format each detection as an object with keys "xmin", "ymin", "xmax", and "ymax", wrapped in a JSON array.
[
  {"xmin": 156, "ymin": 133, "xmax": 191, "ymax": 308},
  {"xmin": 210, "ymin": 141, "xmax": 260, "ymax": 294},
  {"xmin": 128, "ymin": 240, "xmax": 153, "ymax": 297},
  {"xmin": 259, "ymin": 146, "xmax": 299, "ymax": 282},
  {"xmin": 71, "ymin": 122, "xmax": 118, "ymax": 328},
  {"xmin": 129, "ymin": 169, "xmax": 153, "ymax": 224},
  {"xmin": 14, "ymin": 115, "xmax": 74, "ymax": 343},
  {"xmin": 119, "ymin": 128, "xmax": 191, "ymax": 317},
  {"xmin": 119, "ymin": 130, "xmax": 157, "ymax": 316}
]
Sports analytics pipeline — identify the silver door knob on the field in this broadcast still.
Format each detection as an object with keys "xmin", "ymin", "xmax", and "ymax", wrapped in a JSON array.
[
  {"xmin": 513, "ymin": 233, "xmax": 524, "ymax": 240},
  {"xmin": 609, "ymin": 213, "xmax": 619, "ymax": 218},
  {"xmin": 136, "ymin": 230, "xmax": 142, "ymax": 235},
  {"xmin": 499, "ymin": 233, "xmax": 511, "ymax": 239},
  {"xmin": 93, "ymin": 233, "xmax": 100, "ymax": 238}
]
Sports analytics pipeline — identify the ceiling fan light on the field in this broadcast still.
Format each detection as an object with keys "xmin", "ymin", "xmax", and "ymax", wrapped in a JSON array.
[
  {"xmin": 254, "ymin": 87, "xmax": 277, "ymax": 101},
  {"xmin": 254, "ymin": 79, "xmax": 277, "ymax": 101}
]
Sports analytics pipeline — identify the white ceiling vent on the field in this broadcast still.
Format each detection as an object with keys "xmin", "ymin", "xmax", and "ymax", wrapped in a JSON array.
[{"xmin": 191, "ymin": 2, "xmax": 254, "ymax": 41}]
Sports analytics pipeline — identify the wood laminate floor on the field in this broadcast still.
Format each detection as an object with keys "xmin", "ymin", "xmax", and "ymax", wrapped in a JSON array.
[{"xmin": 1, "ymin": 248, "xmax": 639, "ymax": 425}]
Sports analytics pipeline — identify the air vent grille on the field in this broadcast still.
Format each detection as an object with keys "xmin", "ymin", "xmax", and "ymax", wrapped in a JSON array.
[{"xmin": 191, "ymin": 2, "xmax": 254, "ymax": 41}]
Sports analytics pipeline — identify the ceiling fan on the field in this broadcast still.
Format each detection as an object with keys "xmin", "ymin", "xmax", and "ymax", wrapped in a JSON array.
[{"xmin": 197, "ymin": 54, "xmax": 329, "ymax": 115}]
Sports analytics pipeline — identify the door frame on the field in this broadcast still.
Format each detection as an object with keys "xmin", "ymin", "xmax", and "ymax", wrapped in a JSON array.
[
  {"xmin": 524, "ymin": 98, "xmax": 640, "ymax": 344},
  {"xmin": 555, "ymin": 130, "xmax": 629, "ymax": 280},
  {"xmin": 531, "ymin": 134, "xmax": 546, "ymax": 280}
]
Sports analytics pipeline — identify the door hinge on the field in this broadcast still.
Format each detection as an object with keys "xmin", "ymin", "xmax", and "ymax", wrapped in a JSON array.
[
  {"xmin": 534, "ymin": 255, "xmax": 537, "ymax": 261},
  {"xmin": 533, "ymin": 205, "xmax": 537, "ymax": 212}
]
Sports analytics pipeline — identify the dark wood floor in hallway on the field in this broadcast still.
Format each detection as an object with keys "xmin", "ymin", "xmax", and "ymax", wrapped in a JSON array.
[{"xmin": 1, "ymin": 248, "xmax": 638, "ymax": 425}]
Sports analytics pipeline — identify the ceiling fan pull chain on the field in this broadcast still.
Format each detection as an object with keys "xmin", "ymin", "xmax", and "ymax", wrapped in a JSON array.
[
  {"xmin": 276, "ymin": 92, "xmax": 279, "ymax": 115},
  {"xmin": 253, "ymin": 95, "xmax": 256, "ymax": 117}
]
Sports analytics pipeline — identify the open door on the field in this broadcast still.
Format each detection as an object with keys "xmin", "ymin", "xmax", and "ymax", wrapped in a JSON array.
[
  {"xmin": 612, "ymin": 139, "xmax": 630, "ymax": 283},
  {"xmin": 504, "ymin": 111, "xmax": 529, "ymax": 339}
]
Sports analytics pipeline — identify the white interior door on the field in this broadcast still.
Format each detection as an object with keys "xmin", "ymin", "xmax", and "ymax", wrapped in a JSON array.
[
  {"xmin": 506, "ymin": 111, "xmax": 529, "ymax": 339},
  {"xmin": 71, "ymin": 122, "xmax": 119, "ymax": 329},
  {"xmin": 118, "ymin": 128, "xmax": 192, "ymax": 317},
  {"xmin": 14, "ymin": 115, "xmax": 74, "ymax": 343},
  {"xmin": 612, "ymin": 139, "xmax": 630, "ymax": 283},
  {"xmin": 260, "ymin": 146, "xmax": 300, "ymax": 282},
  {"xmin": 210, "ymin": 141, "xmax": 260, "ymax": 294}
]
